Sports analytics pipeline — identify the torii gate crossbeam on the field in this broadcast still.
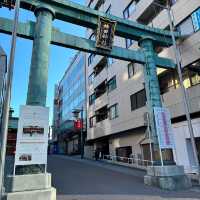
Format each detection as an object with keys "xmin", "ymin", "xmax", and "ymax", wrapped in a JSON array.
[
  {"xmin": 1, "ymin": 0, "xmax": 179, "ymax": 46},
  {"xmin": 0, "ymin": 17, "xmax": 175, "ymax": 68}
]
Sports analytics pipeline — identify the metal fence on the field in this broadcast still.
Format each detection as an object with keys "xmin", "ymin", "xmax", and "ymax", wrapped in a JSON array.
[{"xmin": 103, "ymin": 155, "xmax": 153, "ymax": 170}]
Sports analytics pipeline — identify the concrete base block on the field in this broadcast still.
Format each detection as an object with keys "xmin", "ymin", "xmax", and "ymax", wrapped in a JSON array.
[
  {"xmin": 144, "ymin": 165, "xmax": 192, "ymax": 190},
  {"xmin": 6, "ymin": 187, "xmax": 56, "ymax": 200},
  {"xmin": 5, "ymin": 173, "xmax": 56, "ymax": 200},
  {"xmin": 6, "ymin": 173, "xmax": 51, "ymax": 192}
]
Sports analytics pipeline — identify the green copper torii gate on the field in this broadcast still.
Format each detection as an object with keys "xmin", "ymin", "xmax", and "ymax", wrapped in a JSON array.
[{"xmin": 0, "ymin": 0, "xmax": 179, "ymax": 160}]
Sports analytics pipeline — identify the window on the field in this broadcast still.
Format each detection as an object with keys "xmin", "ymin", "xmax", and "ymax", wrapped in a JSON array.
[
  {"xmin": 89, "ymin": 32, "xmax": 95, "ymax": 40},
  {"xmin": 108, "ymin": 57, "xmax": 114, "ymax": 66},
  {"xmin": 109, "ymin": 104, "xmax": 119, "ymax": 120},
  {"xmin": 89, "ymin": 116, "xmax": 95, "ymax": 128},
  {"xmin": 130, "ymin": 89, "xmax": 146, "ymax": 111},
  {"xmin": 159, "ymin": 71, "xmax": 176, "ymax": 94},
  {"xmin": 158, "ymin": 61, "xmax": 200, "ymax": 94},
  {"xmin": 95, "ymin": 106, "xmax": 108, "ymax": 122},
  {"xmin": 95, "ymin": 80, "xmax": 107, "ymax": 98},
  {"xmin": 177, "ymin": 17, "xmax": 195, "ymax": 36},
  {"xmin": 177, "ymin": 8, "xmax": 200, "ymax": 35},
  {"xmin": 94, "ymin": 0, "xmax": 104, "ymax": 10},
  {"xmin": 88, "ymin": 53, "xmax": 96, "ymax": 66},
  {"xmin": 107, "ymin": 76, "xmax": 117, "ymax": 93},
  {"xmin": 123, "ymin": 0, "xmax": 137, "ymax": 19},
  {"xmin": 106, "ymin": 4, "xmax": 111, "ymax": 14},
  {"xmin": 88, "ymin": 72, "xmax": 95, "ymax": 85},
  {"xmin": 191, "ymin": 8, "xmax": 200, "ymax": 32},
  {"xmin": 89, "ymin": 93, "xmax": 95, "ymax": 105},
  {"xmin": 125, "ymin": 39, "xmax": 134, "ymax": 48},
  {"xmin": 169, "ymin": 0, "xmax": 177, "ymax": 6},
  {"xmin": 128, "ymin": 62, "xmax": 135, "ymax": 78}
]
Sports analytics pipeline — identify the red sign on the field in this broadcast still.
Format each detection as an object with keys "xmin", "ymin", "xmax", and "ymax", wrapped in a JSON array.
[{"xmin": 74, "ymin": 119, "xmax": 83, "ymax": 129}]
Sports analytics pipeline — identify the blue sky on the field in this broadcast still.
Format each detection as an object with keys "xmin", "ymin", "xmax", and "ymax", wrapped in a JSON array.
[{"xmin": 0, "ymin": 0, "xmax": 85, "ymax": 123}]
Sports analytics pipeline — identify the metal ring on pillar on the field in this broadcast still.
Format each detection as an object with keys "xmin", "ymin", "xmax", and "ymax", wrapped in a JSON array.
[
  {"xmin": 138, "ymin": 36, "xmax": 156, "ymax": 47},
  {"xmin": 34, "ymin": 5, "xmax": 55, "ymax": 20}
]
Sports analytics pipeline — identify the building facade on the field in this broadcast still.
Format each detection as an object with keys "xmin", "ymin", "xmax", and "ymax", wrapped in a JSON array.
[
  {"xmin": 0, "ymin": 46, "xmax": 7, "ymax": 128},
  {"xmin": 53, "ymin": 52, "xmax": 86, "ymax": 155},
  {"xmin": 85, "ymin": 0, "xmax": 200, "ymax": 173}
]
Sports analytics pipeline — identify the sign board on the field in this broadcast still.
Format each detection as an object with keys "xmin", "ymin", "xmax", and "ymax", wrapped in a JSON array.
[
  {"xmin": 154, "ymin": 107, "xmax": 175, "ymax": 149},
  {"xmin": 14, "ymin": 105, "xmax": 49, "ymax": 167},
  {"xmin": 96, "ymin": 17, "xmax": 117, "ymax": 50},
  {"xmin": 74, "ymin": 119, "xmax": 83, "ymax": 129}
]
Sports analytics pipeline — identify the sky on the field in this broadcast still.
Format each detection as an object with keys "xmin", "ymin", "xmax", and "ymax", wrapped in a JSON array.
[{"xmin": 0, "ymin": 0, "xmax": 86, "ymax": 123}]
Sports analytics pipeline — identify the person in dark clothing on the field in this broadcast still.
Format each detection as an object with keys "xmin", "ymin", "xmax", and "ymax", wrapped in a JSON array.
[{"xmin": 95, "ymin": 149, "xmax": 99, "ymax": 161}]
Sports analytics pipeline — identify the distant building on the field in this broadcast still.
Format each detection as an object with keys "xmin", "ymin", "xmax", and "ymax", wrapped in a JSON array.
[
  {"xmin": 53, "ymin": 52, "xmax": 86, "ymax": 155},
  {"xmin": 0, "ymin": 46, "xmax": 7, "ymax": 127},
  {"xmin": 6, "ymin": 108, "xmax": 18, "ymax": 155}
]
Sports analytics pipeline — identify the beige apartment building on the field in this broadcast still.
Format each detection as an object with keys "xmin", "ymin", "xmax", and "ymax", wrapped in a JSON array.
[{"xmin": 85, "ymin": 0, "xmax": 200, "ymax": 173}]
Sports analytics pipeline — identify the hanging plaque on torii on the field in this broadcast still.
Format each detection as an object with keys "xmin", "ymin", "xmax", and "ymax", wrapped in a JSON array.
[{"xmin": 96, "ymin": 17, "xmax": 116, "ymax": 50}]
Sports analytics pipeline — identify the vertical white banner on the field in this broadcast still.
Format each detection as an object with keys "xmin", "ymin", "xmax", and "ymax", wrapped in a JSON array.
[{"xmin": 154, "ymin": 107, "xmax": 175, "ymax": 149}]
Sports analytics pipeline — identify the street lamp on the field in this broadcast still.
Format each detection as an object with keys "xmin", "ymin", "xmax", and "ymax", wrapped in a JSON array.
[{"xmin": 72, "ymin": 107, "xmax": 84, "ymax": 159}]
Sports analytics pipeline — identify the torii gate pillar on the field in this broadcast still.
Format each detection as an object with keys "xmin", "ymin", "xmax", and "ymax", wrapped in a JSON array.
[
  {"xmin": 6, "ymin": 5, "xmax": 56, "ymax": 200},
  {"xmin": 139, "ymin": 37, "xmax": 191, "ymax": 190},
  {"xmin": 26, "ymin": 5, "xmax": 55, "ymax": 106},
  {"xmin": 139, "ymin": 36, "xmax": 161, "ymax": 155}
]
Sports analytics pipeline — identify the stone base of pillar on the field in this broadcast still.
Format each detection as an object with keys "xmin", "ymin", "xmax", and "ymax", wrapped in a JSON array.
[
  {"xmin": 5, "ymin": 173, "xmax": 56, "ymax": 200},
  {"xmin": 144, "ymin": 165, "xmax": 192, "ymax": 190}
]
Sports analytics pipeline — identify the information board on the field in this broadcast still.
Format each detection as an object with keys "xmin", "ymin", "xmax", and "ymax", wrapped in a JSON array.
[
  {"xmin": 154, "ymin": 107, "xmax": 175, "ymax": 149},
  {"xmin": 14, "ymin": 105, "xmax": 49, "ymax": 167}
]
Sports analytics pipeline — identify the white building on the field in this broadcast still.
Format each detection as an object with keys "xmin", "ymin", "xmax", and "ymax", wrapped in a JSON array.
[{"xmin": 85, "ymin": 0, "xmax": 200, "ymax": 173}]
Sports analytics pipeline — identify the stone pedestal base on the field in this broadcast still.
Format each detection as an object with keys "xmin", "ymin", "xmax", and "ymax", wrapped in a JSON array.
[
  {"xmin": 144, "ymin": 165, "xmax": 192, "ymax": 190},
  {"xmin": 5, "ymin": 173, "xmax": 56, "ymax": 200}
]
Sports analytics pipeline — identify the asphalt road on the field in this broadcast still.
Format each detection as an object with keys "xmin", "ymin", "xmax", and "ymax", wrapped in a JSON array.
[{"xmin": 47, "ymin": 155, "xmax": 200, "ymax": 200}]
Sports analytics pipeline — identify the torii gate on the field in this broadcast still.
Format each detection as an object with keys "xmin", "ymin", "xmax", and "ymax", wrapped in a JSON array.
[
  {"xmin": 0, "ymin": 0, "xmax": 177, "ymax": 154},
  {"xmin": 0, "ymin": 0, "xmax": 191, "ymax": 197}
]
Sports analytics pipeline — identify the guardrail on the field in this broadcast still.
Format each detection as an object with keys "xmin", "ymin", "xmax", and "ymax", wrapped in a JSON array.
[{"xmin": 102, "ymin": 155, "xmax": 153, "ymax": 170}]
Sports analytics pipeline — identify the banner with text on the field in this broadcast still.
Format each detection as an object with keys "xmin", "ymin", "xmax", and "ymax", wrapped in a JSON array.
[{"xmin": 154, "ymin": 107, "xmax": 175, "ymax": 149}]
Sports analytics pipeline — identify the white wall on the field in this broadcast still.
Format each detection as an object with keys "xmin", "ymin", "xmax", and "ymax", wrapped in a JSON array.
[{"xmin": 173, "ymin": 118, "xmax": 200, "ymax": 173}]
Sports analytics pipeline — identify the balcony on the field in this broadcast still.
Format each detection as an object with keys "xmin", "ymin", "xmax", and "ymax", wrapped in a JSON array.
[
  {"xmin": 158, "ymin": 31, "xmax": 200, "ymax": 67},
  {"xmin": 162, "ymin": 84, "xmax": 200, "ymax": 119},
  {"xmin": 95, "ymin": 92, "xmax": 108, "ymax": 111},
  {"xmin": 94, "ymin": 56, "xmax": 107, "ymax": 76},
  {"xmin": 129, "ymin": 0, "xmax": 167, "ymax": 25},
  {"xmin": 93, "ymin": 60, "xmax": 108, "ymax": 88},
  {"xmin": 95, "ymin": 80, "xmax": 107, "ymax": 99},
  {"xmin": 87, "ymin": 118, "xmax": 111, "ymax": 140},
  {"xmin": 151, "ymin": 0, "xmax": 200, "ymax": 29},
  {"xmin": 95, "ymin": 105, "xmax": 108, "ymax": 122},
  {"xmin": 87, "ymin": 0, "xmax": 105, "ymax": 10}
]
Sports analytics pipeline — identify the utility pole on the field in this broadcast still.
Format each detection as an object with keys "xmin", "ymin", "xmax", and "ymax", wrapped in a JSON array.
[
  {"xmin": 72, "ymin": 107, "xmax": 84, "ymax": 159},
  {"xmin": 0, "ymin": 0, "xmax": 20, "ymax": 198},
  {"xmin": 80, "ymin": 106, "xmax": 84, "ymax": 159}
]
